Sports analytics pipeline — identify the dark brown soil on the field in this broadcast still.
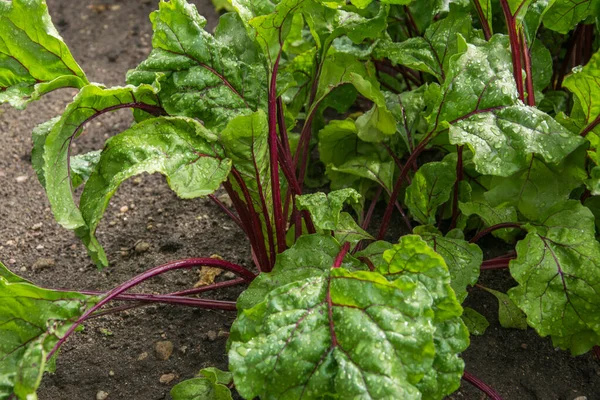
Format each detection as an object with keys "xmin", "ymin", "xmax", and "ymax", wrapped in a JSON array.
[{"xmin": 0, "ymin": 1, "xmax": 599, "ymax": 399}]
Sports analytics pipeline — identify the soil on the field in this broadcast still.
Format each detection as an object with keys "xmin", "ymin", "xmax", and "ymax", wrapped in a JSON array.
[{"xmin": 0, "ymin": 0, "xmax": 599, "ymax": 399}]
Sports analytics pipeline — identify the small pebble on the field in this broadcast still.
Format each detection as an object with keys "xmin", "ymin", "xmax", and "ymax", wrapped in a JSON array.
[
  {"xmin": 573, "ymin": 397, "xmax": 587, "ymax": 400},
  {"xmin": 20, "ymin": 267, "xmax": 27, "ymax": 272},
  {"xmin": 36, "ymin": 245, "xmax": 44, "ymax": 250},
  {"xmin": 520, "ymin": 343, "xmax": 528, "ymax": 349},
  {"xmin": 223, "ymin": 271, "xmax": 236, "ymax": 279},
  {"xmin": 137, "ymin": 352, "xmax": 149, "ymax": 361},
  {"xmin": 135, "ymin": 241, "xmax": 151, "ymax": 253},
  {"xmin": 15, "ymin": 175, "xmax": 28, "ymax": 183},
  {"xmin": 155, "ymin": 341, "xmax": 174, "ymax": 361},
  {"xmin": 96, "ymin": 391, "xmax": 109, "ymax": 400},
  {"xmin": 159, "ymin": 373, "xmax": 176, "ymax": 384},
  {"xmin": 206, "ymin": 330, "xmax": 217, "ymax": 342},
  {"xmin": 119, "ymin": 205, "xmax": 129, "ymax": 213},
  {"xmin": 109, "ymin": 370, "xmax": 115, "ymax": 377},
  {"xmin": 31, "ymin": 223, "xmax": 43, "ymax": 231}
]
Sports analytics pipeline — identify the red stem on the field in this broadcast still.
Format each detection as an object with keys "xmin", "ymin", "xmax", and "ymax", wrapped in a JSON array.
[
  {"xmin": 520, "ymin": 30, "xmax": 535, "ymax": 106},
  {"xmin": 472, "ymin": 0, "xmax": 492, "ymax": 40},
  {"xmin": 333, "ymin": 242, "xmax": 351, "ymax": 269},
  {"xmin": 268, "ymin": 50, "xmax": 287, "ymax": 254},
  {"xmin": 499, "ymin": 0, "xmax": 525, "ymax": 101},
  {"xmin": 469, "ymin": 223, "xmax": 522, "ymax": 243},
  {"xmin": 208, "ymin": 194, "xmax": 244, "ymax": 232},
  {"xmin": 47, "ymin": 258, "xmax": 254, "ymax": 359},
  {"xmin": 462, "ymin": 371, "xmax": 505, "ymax": 400},
  {"xmin": 581, "ymin": 114, "xmax": 600, "ymax": 137}
]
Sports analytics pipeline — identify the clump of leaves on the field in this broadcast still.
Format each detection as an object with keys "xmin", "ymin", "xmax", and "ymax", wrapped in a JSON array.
[{"xmin": 1, "ymin": 0, "xmax": 600, "ymax": 399}]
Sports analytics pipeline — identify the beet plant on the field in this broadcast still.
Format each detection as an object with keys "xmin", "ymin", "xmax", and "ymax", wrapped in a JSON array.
[{"xmin": 1, "ymin": 0, "xmax": 600, "ymax": 398}]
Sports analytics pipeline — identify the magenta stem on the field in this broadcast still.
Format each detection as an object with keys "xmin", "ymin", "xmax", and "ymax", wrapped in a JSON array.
[
  {"xmin": 470, "ymin": 223, "xmax": 522, "ymax": 243},
  {"xmin": 47, "ymin": 258, "xmax": 254, "ymax": 359},
  {"xmin": 462, "ymin": 371, "xmax": 505, "ymax": 400}
]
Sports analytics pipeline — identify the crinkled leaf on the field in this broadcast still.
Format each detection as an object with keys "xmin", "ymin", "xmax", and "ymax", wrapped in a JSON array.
[
  {"xmin": 379, "ymin": 235, "xmax": 468, "ymax": 399},
  {"xmin": 543, "ymin": 0, "xmax": 600, "ymax": 34},
  {"xmin": 414, "ymin": 226, "xmax": 482, "ymax": 303},
  {"xmin": 428, "ymin": 35, "xmax": 583, "ymax": 177},
  {"xmin": 43, "ymin": 84, "xmax": 161, "ymax": 232},
  {"xmin": 508, "ymin": 200, "xmax": 600, "ymax": 355},
  {"xmin": 230, "ymin": 234, "xmax": 439, "ymax": 400},
  {"xmin": 459, "ymin": 201, "xmax": 519, "ymax": 242},
  {"xmin": 0, "ymin": 0, "xmax": 88, "ymax": 108},
  {"xmin": 170, "ymin": 367, "xmax": 233, "ymax": 400},
  {"xmin": 461, "ymin": 307, "xmax": 489, "ymax": 336},
  {"xmin": 377, "ymin": 11, "xmax": 475, "ymax": 81},
  {"xmin": 0, "ymin": 262, "xmax": 96, "ymax": 400},
  {"xmin": 405, "ymin": 153, "xmax": 457, "ymax": 225},
  {"xmin": 236, "ymin": 234, "xmax": 366, "ymax": 311},
  {"xmin": 481, "ymin": 287, "xmax": 527, "ymax": 330},
  {"xmin": 381, "ymin": 235, "xmax": 463, "ymax": 321},
  {"xmin": 126, "ymin": 1, "xmax": 267, "ymax": 131},
  {"xmin": 78, "ymin": 117, "xmax": 232, "ymax": 266}
]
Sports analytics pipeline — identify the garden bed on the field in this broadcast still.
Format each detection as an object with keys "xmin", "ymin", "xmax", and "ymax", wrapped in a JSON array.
[{"xmin": 0, "ymin": 0, "xmax": 599, "ymax": 399}]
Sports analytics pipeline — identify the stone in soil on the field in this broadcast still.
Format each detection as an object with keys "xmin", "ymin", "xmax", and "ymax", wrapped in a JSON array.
[
  {"xmin": 154, "ymin": 341, "xmax": 174, "ymax": 361},
  {"xmin": 32, "ymin": 258, "xmax": 55, "ymax": 270},
  {"xmin": 96, "ymin": 391, "xmax": 109, "ymax": 400},
  {"xmin": 159, "ymin": 373, "xmax": 177, "ymax": 384}
]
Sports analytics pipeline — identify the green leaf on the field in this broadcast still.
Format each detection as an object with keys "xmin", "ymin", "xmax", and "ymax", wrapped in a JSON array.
[
  {"xmin": 296, "ymin": 189, "xmax": 361, "ymax": 231},
  {"xmin": 0, "ymin": 262, "xmax": 96, "ymax": 400},
  {"xmin": 483, "ymin": 151, "xmax": 586, "ymax": 221},
  {"xmin": 315, "ymin": 53, "xmax": 395, "ymax": 142},
  {"xmin": 230, "ymin": 234, "xmax": 440, "ymax": 400},
  {"xmin": 318, "ymin": 119, "xmax": 395, "ymax": 191},
  {"xmin": 459, "ymin": 201, "xmax": 519, "ymax": 242},
  {"xmin": 586, "ymin": 166, "xmax": 600, "ymax": 195},
  {"xmin": 414, "ymin": 226, "xmax": 483, "ymax": 303},
  {"xmin": 563, "ymin": 49, "xmax": 600, "ymax": 137},
  {"xmin": 171, "ymin": 367, "xmax": 233, "ymax": 400},
  {"xmin": 377, "ymin": 11, "xmax": 475, "ymax": 81},
  {"xmin": 0, "ymin": 0, "xmax": 88, "ymax": 108},
  {"xmin": 43, "ymin": 84, "xmax": 161, "ymax": 232},
  {"xmin": 405, "ymin": 153, "xmax": 457, "ymax": 225},
  {"xmin": 385, "ymin": 87, "xmax": 427, "ymax": 151},
  {"xmin": 218, "ymin": 110, "xmax": 275, "ymax": 251},
  {"xmin": 380, "ymin": 235, "xmax": 463, "ymax": 321},
  {"xmin": 235, "ymin": 234, "xmax": 366, "ymax": 312},
  {"xmin": 78, "ymin": 116, "xmax": 232, "ymax": 267},
  {"xmin": 126, "ymin": 1, "xmax": 267, "ymax": 131},
  {"xmin": 334, "ymin": 212, "xmax": 375, "ymax": 247},
  {"xmin": 543, "ymin": 0, "xmax": 599, "ymax": 34},
  {"xmin": 31, "ymin": 117, "xmax": 60, "ymax": 188},
  {"xmin": 461, "ymin": 307, "xmax": 489, "ymax": 335},
  {"xmin": 428, "ymin": 35, "xmax": 584, "ymax": 177},
  {"xmin": 508, "ymin": 200, "xmax": 600, "ymax": 354},
  {"xmin": 380, "ymin": 236, "xmax": 469, "ymax": 399},
  {"xmin": 480, "ymin": 287, "xmax": 527, "ymax": 330},
  {"xmin": 69, "ymin": 151, "xmax": 102, "ymax": 189}
]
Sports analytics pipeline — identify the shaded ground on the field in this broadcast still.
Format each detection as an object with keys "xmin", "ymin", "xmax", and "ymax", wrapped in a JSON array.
[{"xmin": 0, "ymin": 0, "xmax": 598, "ymax": 399}]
